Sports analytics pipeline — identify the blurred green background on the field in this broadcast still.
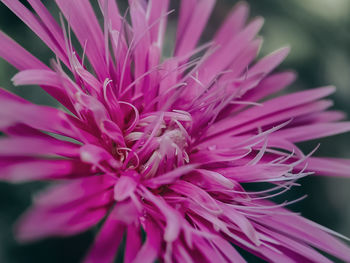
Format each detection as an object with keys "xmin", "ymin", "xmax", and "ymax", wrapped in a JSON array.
[{"xmin": 0, "ymin": 0, "xmax": 349, "ymax": 262}]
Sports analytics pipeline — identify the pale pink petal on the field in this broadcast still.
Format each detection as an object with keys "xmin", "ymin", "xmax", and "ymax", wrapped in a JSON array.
[{"xmin": 114, "ymin": 175, "xmax": 137, "ymax": 201}]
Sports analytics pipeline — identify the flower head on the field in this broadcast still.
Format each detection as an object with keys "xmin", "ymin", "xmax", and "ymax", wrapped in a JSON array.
[{"xmin": 1, "ymin": 0, "xmax": 350, "ymax": 262}]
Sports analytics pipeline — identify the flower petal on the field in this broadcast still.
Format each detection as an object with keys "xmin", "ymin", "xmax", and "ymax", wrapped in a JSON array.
[
  {"xmin": 83, "ymin": 208, "xmax": 125, "ymax": 263},
  {"xmin": 175, "ymin": 0, "xmax": 215, "ymax": 57},
  {"xmin": 132, "ymin": 221, "xmax": 162, "ymax": 263}
]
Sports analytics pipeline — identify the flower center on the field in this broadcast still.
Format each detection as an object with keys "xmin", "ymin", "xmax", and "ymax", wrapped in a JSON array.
[{"xmin": 125, "ymin": 110, "xmax": 192, "ymax": 178}]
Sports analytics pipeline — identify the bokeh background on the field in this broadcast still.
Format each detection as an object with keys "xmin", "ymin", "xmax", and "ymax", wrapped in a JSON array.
[{"xmin": 0, "ymin": 0, "xmax": 349, "ymax": 262}]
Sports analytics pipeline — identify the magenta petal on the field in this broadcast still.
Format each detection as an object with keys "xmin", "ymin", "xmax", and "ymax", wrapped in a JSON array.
[
  {"xmin": 214, "ymin": 2, "xmax": 249, "ymax": 45},
  {"xmin": 195, "ymin": 169, "xmax": 235, "ymax": 189},
  {"xmin": 249, "ymin": 71, "xmax": 297, "ymax": 101},
  {"xmin": 215, "ymin": 164, "xmax": 292, "ymax": 182},
  {"xmin": 15, "ymin": 177, "xmax": 115, "ymax": 241},
  {"xmin": 80, "ymin": 144, "xmax": 121, "ymax": 169},
  {"xmin": 145, "ymin": 164, "xmax": 197, "ymax": 188},
  {"xmin": 173, "ymin": 243, "xmax": 196, "ymax": 263},
  {"xmin": 206, "ymin": 86, "xmax": 335, "ymax": 138},
  {"xmin": 220, "ymin": 204, "xmax": 260, "ymax": 246},
  {"xmin": 97, "ymin": 0, "xmax": 122, "ymax": 31},
  {"xmin": 170, "ymin": 180, "xmax": 222, "ymax": 214},
  {"xmin": 147, "ymin": 0, "xmax": 170, "ymax": 47},
  {"xmin": 0, "ymin": 90, "xmax": 81, "ymax": 139},
  {"xmin": 33, "ymin": 176, "xmax": 115, "ymax": 207},
  {"xmin": 124, "ymin": 223, "xmax": 142, "ymax": 263},
  {"xmin": 84, "ymin": 208, "xmax": 125, "ymax": 263},
  {"xmin": 16, "ymin": 205, "xmax": 109, "ymax": 242},
  {"xmin": 195, "ymin": 17, "xmax": 264, "ymax": 89},
  {"xmin": 249, "ymin": 46, "xmax": 290, "ymax": 76},
  {"xmin": 0, "ymin": 159, "xmax": 88, "ymax": 182},
  {"xmin": 229, "ymin": 99, "xmax": 334, "ymax": 136},
  {"xmin": 1, "ymin": 0, "xmax": 69, "ymax": 65},
  {"xmin": 12, "ymin": 69, "xmax": 62, "ymax": 87},
  {"xmin": 141, "ymin": 186, "xmax": 181, "ymax": 242},
  {"xmin": 221, "ymin": 38, "xmax": 263, "ymax": 84},
  {"xmin": 132, "ymin": 221, "xmax": 162, "ymax": 263},
  {"xmin": 111, "ymin": 199, "xmax": 140, "ymax": 225},
  {"xmin": 256, "ymin": 224, "xmax": 333, "ymax": 263},
  {"xmin": 300, "ymin": 157, "xmax": 350, "ymax": 177},
  {"xmin": 0, "ymin": 136, "xmax": 79, "ymax": 157},
  {"xmin": 175, "ymin": 0, "xmax": 215, "ymax": 57},
  {"xmin": 55, "ymin": 0, "xmax": 107, "ymax": 80},
  {"xmin": 211, "ymin": 237, "xmax": 247, "ymax": 263},
  {"xmin": 101, "ymin": 120, "xmax": 125, "ymax": 147},
  {"xmin": 274, "ymin": 122, "xmax": 350, "ymax": 142},
  {"xmin": 0, "ymin": 31, "xmax": 48, "ymax": 70},
  {"xmin": 257, "ymin": 203, "xmax": 350, "ymax": 262}
]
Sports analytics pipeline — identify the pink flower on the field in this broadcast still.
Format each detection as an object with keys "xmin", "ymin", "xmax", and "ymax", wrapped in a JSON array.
[{"xmin": 0, "ymin": 0, "xmax": 350, "ymax": 262}]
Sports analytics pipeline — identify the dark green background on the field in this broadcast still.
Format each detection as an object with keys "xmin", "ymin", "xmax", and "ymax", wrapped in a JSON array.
[{"xmin": 0, "ymin": 1, "xmax": 349, "ymax": 262}]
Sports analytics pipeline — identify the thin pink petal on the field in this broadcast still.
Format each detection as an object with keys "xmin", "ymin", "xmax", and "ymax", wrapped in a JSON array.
[
  {"xmin": 175, "ymin": 0, "xmax": 216, "ymax": 57},
  {"xmin": 0, "ymin": 159, "xmax": 89, "ymax": 182},
  {"xmin": 273, "ymin": 122, "xmax": 350, "ymax": 142},
  {"xmin": 84, "ymin": 208, "xmax": 125, "ymax": 263},
  {"xmin": 300, "ymin": 157, "xmax": 350, "ymax": 177},
  {"xmin": 2, "ymin": 0, "xmax": 69, "ymax": 65},
  {"xmin": 214, "ymin": 2, "xmax": 249, "ymax": 44},
  {"xmin": 206, "ymin": 86, "xmax": 335, "ymax": 138},
  {"xmin": 55, "ymin": 0, "xmax": 107, "ymax": 80},
  {"xmin": 257, "ymin": 202, "xmax": 350, "ymax": 262},
  {"xmin": 0, "ymin": 31, "xmax": 48, "ymax": 70},
  {"xmin": 0, "ymin": 136, "xmax": 79, "ymax": 157},
  {"xmin": 124, "ymin": 224, "xmax": 142, "ymax": 263},
  {"xmin": 214, "ymin": 164, "xmax": 292, "ymax": 182},
  {"xmin": 132, "ymin": 221, "xmax": 162, "ymax": 263}
]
